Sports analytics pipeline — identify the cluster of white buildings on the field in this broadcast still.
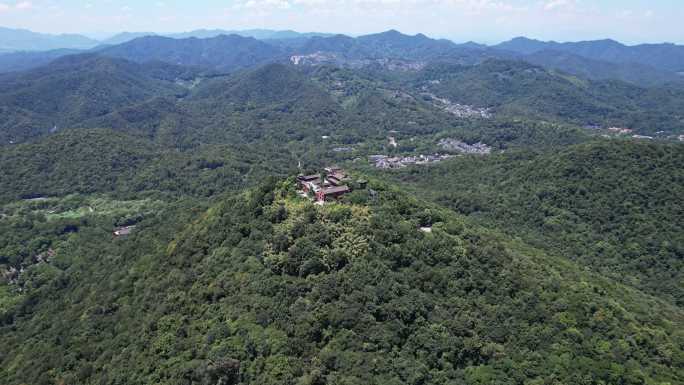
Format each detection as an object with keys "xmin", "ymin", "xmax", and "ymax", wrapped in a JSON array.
[
  {"xmin": 370, "ymin": 154, "xmax": 454, "ymax": 169},
  {"xmin": 438, "ymin": 138, "xmax": 492, "ymax": 154}
]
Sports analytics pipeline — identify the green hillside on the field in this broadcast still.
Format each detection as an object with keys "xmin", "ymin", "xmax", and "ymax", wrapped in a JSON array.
[
  {"xmin": 1, "ymin": 32, "xmax": 683, "ymax": 385},
  {"xmin": 0, "ymin": 54, "xmax": 190, "ymax": 143},
  {"xmin": 408, "ymin": 60, "xmax": 684, "ymax": 134},
  {"xmin": 3, "ymin": 54, "xmax": 684, "ymax": 149},
  {"xmin": 99, "ymin": 34, "xmax": 285, "ymax": 72},
  {"xmin": 495, "ymin": 37, "xmax": 684, "ymax": 73},
  {"xmin": 371, "ymin": 140, "xmax": 684, "ymax": 306},
  {"xmin": 0, "ymin": 129, "xmax": 297, "ymax": 204},
  {"xmin": 522, "ymin": 50, "xmax": 684, "ymax": 87},
  {"xmin": 1, "ymin": 179, "xmax": 682, "ymax": 384}
]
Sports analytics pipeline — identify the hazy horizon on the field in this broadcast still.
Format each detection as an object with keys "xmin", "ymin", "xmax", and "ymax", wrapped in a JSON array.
[
  {"xmin": 3, "ymin": 26, "xmax": 684, "ymax": 48},
  {"xmin": 0, "ymin": 0, "xmax": 682, "ymax": 45}
]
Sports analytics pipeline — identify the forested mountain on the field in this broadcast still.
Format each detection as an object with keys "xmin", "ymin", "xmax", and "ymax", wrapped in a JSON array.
[
  {"xmin": 79, "ymin": 29, "xmax": 497, "ymax": 72},
  {"xmin": 0, "ymin": 27, "xmax": 332, "ymax": 53},
  {"xmin": 352, "ymin": 30, "xmax": 464, "ymax": 59},
  {"xmin": 100, "ymin": 32, "xmax": 158, "ymax": 45},
  {"xmin": 1, "ymin": 26, "xmax": 684, "ymax": 385},
  {"xmin": 1, "ymin": 179, "xmax": 683, "ymax": 384},
  {"xmin": 372, "ymin": 140, "xmax": 684, "ymax": 306},
  {"xmin": 98, "ymin": 34, "xmax": 286, "ymax": 72},
  {"xmin": 522, "ymin": 50, "xmax": 684, "ymax": 87},
  {"xmin": 407, "ymin": 60, "xmax": 684, "ymax": 134},
  {"xmin": 2, "ymin": 28, "xmax": 683, "ymax": 89},
  {"xmin": 0, "ymin": 55, "xmax": 456, "ymax": 145},
  {"xmin": 497, "ymin": 37, "xmax": 624, "ymax": 55},
  {"xmin": 0, "ymin": 60, "xmax": 594, "ymax": 201},
  {"xmin": 0, "ymin": 49, "xmax": 85, "ymax": 73},
  {"xmin": 101, "ymin": 29, "xmax": 334, "ymax": 45},
  {"xmin": 0, "ymin": 129, "xmax": 297, "ymax": 204},
  {"xmin": 2, "ymin": 47, "xmax": 684, "ymax": 149},
  {"xmin": 194, "ymin": 63, "xmax": 334, "ymax": 106},
  {"xmin": 0, "ymin": 27, "xmax": 98, "ymax": 52},
  {"xmin": 0, "ymin": 54, "xmax": 191, "ymax": 143},
  {"xmin": 169, "ymin": 29, "xmax": 333, "ymax": 40},
  {"xmin": 294, "ymin": 30, "xmax": 499, "ymax": 65},
  {"xmin": 0, "ymin": 129, "xmax": 160, "ymax": 199},
  {"xmin": 496, "ymin": 37, "xmax": 684, "ymax": 73}
]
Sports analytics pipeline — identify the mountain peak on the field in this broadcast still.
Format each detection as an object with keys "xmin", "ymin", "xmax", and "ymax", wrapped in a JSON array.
[
  {"xmin": 585, "ymin": 38, "xmax": 625, "ymax": 47},
  {"xmin": 493, "ymin": 36, "xmax": 549, "ymax": 54},
  {"xmin": 457, "ymin": 41, "xmax": 488, "ymax": 49},
  {"xmin": 98, "ymin": 33, "xmax": 282, "ymax": 72},
  {"xmin": 369, "ymin": 30, "xmax": 434, "ymax": 41},
  {"xmin": 101, "ymin": 32, "xmax": 157, "ymax": 45},
  {"xmin": 383, "ymin": 29, "xmax": 403, "ymax": 35},
  {"xmin": 361, "ymin": 29, "xmax": 412, "ymax": 40},
  {"xmin": 509, "ymin": 36, "xmax": 541, "ymax": 43}
]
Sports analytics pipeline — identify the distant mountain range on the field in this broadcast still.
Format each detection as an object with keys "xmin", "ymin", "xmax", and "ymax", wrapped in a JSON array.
[
  {"xmin": 0, "ymin": 27, "xmax": 334, "ymax": 52},
  {"xmin": 2, "ymin": 40, "xmax": 684, "ymax": 145},
  {"xmin": 496, "ymin": 36, "xmax": 684, "ymax": 73},
  {"xmin": 0, "ymin": 30, "xmax": 499, "ymax": 74},
  {"xmin": 294, "ymin": 30, "xmax": 490, "ymax": 62},
  {"xmin": 521, "ymin": 50, "xmax": 684, "ymax": 87},
  {"xmin": 100, "ymin": 29, "xmax": 334, "ymax": 46},
  {"xmin": 0, "ymin": 27, "xmax": 99, "ymax": 51},
  {"xmin": 1, "ymin": 27, "xmax": 683, "ymax": 87}
]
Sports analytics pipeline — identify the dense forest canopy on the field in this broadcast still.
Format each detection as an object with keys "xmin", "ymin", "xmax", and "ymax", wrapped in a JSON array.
[
  {"xmin": 1, "ymin": 28, "xmax": 683, "ymax": 385},
  {"xmin": 1, "ymin": 180, "xmax": 683, "ymax": 384},
  {"xmin": 368, "ymin": 140, "xmax": 684, "ymax": 306}
]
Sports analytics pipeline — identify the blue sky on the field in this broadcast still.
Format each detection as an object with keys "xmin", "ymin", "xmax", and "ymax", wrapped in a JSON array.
[{"xmin": 0, "ymin": 0, "xmax": 682, "ymax": 44}]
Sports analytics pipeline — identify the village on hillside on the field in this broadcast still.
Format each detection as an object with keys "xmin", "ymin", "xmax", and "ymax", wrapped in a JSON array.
[
  {"xmin": 584, "ymin": 125, "xmax": 684, "ymax": 142},
  {"xmin": 369, "ymin": 154, "xmax": 455, "ymax": 169},
  {"xmin": 438, "ymin": 138, "xmax": 492, "ymax": 154},
  {"xmin": 420, "ymin": 91, "xmax": 493, "ymax": 119},
  {"xmin": 366, "ymin": 137, "xmax": 492, "ymax": 169}
]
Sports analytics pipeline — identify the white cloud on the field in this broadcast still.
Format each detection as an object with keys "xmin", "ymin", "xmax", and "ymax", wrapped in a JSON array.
[
  {"xmin": 0, "ymin": 1, "xmax": 32, "ymax": 12},
  {"xmin": 292, "ymin": 0, "xmax": 331, "ymax": 4},
  {"xmin": 235, "ymin": 0, "xmax": 292, "ymax": 10},
  {"xmin": 543, "ymin": 0, "xmax": 574, "ymax": 11},
  {"xmin": 616, "ymin": 9, "xmax": 634, "ymax": 19},
  {"xmin": 15, "ymin": 1, "xmax": 31, "ymax": 10},
  {"xmin": 231, "ymin": 0, "xmax": 527, "ymax": 13}
]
